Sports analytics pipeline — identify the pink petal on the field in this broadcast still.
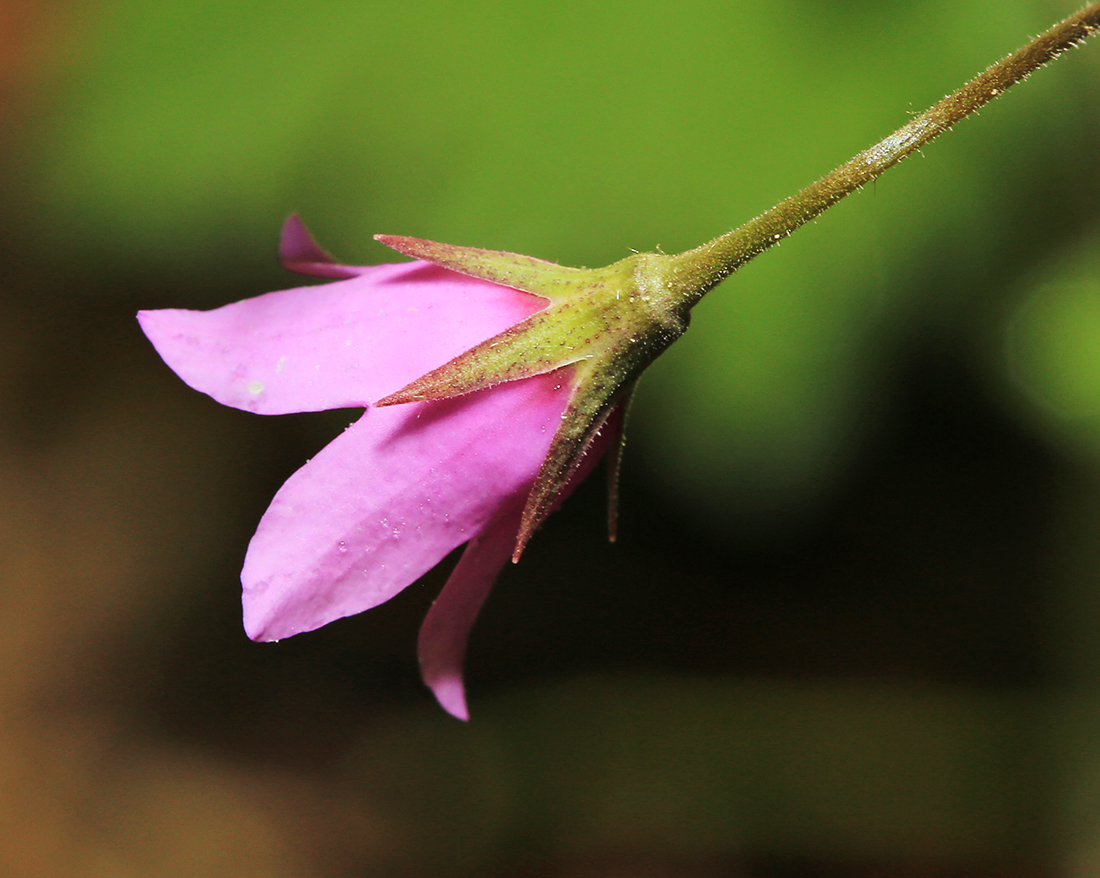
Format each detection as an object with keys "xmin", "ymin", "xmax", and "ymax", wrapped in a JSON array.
[
  {"xmin": 417, "ymin": 400, "xmax": 625, "ymax": 720},
  {"xmin": 137, "ymin": 263, "xmax": 545, "ymax": 415},
  {"xmin": 418, "ymin": 499, "xmax": 523, "ymax": 721},
  {"xmin": 279, "ymin": 214, "xmax": 364, "ymax": 279},
  {"xmin": 242, "ymin": 369, "xmax": 576, "ymax": 642}
]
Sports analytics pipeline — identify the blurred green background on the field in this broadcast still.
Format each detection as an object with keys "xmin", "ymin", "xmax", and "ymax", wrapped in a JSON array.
[{"xmin": 3, "ymin": 0, "xmax": 1100, "ymax": 875}]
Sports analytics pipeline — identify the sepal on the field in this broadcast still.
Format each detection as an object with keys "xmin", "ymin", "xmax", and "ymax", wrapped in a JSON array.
[{"xmin": 376, "ymin": 234, "xmax": 590, "ymax": 301}]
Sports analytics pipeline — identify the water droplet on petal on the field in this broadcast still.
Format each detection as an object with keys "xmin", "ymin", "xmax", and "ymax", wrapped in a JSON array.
[{"xmin": 337, "ymin": 541, "xmax": 347, "ymax": 553}]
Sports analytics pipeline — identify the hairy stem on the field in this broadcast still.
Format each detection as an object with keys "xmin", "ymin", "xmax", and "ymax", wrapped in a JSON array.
[{"xmin": 667, "ymin": 1, "xmax": 1100, "ymax": 303}]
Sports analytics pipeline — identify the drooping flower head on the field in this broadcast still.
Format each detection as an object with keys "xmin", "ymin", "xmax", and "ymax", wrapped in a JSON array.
[
  {"xmin": 139, "ymin": 216, "xmax": 690, "ymax": 719},
  {"xmin": 137, "ymin": 4, "xmax": 1100, "ymax": 718}
]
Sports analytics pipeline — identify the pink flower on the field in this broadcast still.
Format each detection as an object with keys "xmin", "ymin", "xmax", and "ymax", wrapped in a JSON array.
[{"xmin": 138, "ymin": 217, "xmax": 625, "ymax": 719}]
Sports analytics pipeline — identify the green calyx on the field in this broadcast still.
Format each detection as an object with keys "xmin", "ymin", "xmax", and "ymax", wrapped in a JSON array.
[{"xmin": 375, "ymin": 235, "xmax": 696, "ymax": 559}]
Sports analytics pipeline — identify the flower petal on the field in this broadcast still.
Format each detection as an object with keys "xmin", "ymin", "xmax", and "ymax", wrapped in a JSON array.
[
  {"xmin": 241, "ymin": 369, "xmax": 575, "ymax": 642},
  {"xmin": 279, "ymin": 214, "xmax": 364, "ymax": 279},
  {"xmin": 416, "ymin": 400, "xmax": 624, "ymax": 720},
  {"xmin": 137, "ymin": 264, "xmax": 545, "ymax": 415},
  {"xmin": 418, "ymin": 499, "xmax": 523, "ymax": 721}
]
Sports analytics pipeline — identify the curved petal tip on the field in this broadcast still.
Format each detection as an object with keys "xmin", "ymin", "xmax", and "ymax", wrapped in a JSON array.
[
  {"xmin": 425, "ymin": 672, "xmax": 470, "ymax": 721},
  {"xmin": 417, "ymin": 502, "xmax": 527, "ymax": 722},
  {"xmin": 279, "ymin": 214, "xmax": 362, "ymax": 279}
]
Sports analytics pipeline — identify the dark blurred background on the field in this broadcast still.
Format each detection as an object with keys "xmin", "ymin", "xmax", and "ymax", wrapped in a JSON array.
[{"xmin": 3, "ymin": 0, "xmax": 1100, "ymax": 875}]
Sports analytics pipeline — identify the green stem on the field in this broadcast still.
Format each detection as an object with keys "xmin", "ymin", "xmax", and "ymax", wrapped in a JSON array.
[{"xmin": 667, "ymin": 1, "xmax": 1100, "ymax": 304}]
